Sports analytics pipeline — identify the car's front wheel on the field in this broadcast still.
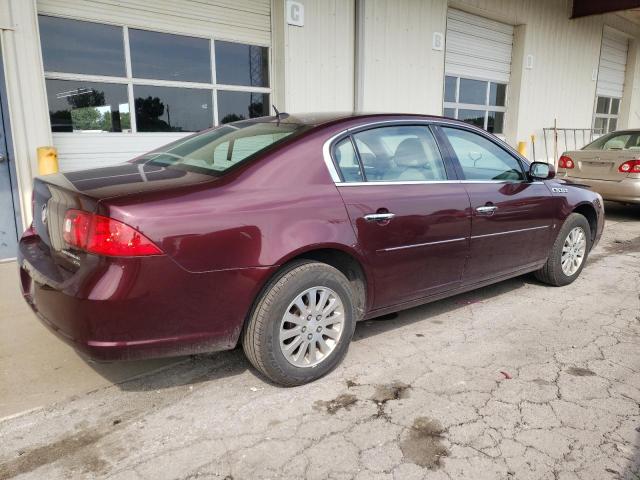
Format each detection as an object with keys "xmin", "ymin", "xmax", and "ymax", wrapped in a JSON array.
[
  {"xmin": 535, "ymin": 213, "xmax": 591, "ymax": 286},
  {"xmin": 242, "ymin": 260, "xmax": 356, "ymax": 386}
]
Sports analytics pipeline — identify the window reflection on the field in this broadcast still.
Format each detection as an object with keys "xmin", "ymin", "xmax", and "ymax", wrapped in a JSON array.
[
  {"xmin": 459, "ymin": 78, "xmax": 487, "ymax": 104},
  {"xmin": 129, "ymin": 29, "xmax": 211, "ymax": 83},
  {"xmin": 444, "ymin": 76, "xmax": 457, "ymax": 103},
  {"xmin": 215, "ymin": 41, "xmax": 269, "ymax": 87},
  {"xmin": 39, "ymin": 16, "xmax": 125, "ymax": 77},
  {"xmin": 46, "ymin": 79, "xmax": 130, "ymax": 132},
  {"xmin": 39, "ymin": 16, "xmax": 272, "ymax": 134},
  {"xmin": 458, "ymin": 109, "xmax": 485, "ymax": 129},
  {"xmin": 217, "ymin": 91, "xmax": 269, "ymax": 124},
  {"xmin": 134, "ymin": 85, "xmax": 212, "ymax": 132}
]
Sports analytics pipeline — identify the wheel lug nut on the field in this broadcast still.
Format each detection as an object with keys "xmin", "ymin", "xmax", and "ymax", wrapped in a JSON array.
[
  {"xmin": 307, "ymin": 333, "xmax": 313, "ymax": 340},
  {"xmin": 307, "ymin": 315, "xmax": 312, "ymax": 320},
  {"xmin": 316, "ymin": 326, "xmax": 322, "ymax": 332},
  {"xmin": 302, "ymin": 326, "xmax": 306, "ymax": 332},
  {"xmin": 316, "ymin": 315, "xmax": 322, "ymax": 320}
]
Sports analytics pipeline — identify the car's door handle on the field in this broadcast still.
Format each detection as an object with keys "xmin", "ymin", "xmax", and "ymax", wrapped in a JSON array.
[
  {"xmin": 475, "ymin": 205, "xmax": 498, "ymax": 216},
  {"xmin": 364, "ymin": 212, "xmax": 396, "ymax": 222}
]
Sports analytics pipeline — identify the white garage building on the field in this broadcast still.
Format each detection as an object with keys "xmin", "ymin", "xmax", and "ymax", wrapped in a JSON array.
[{"xmin": 0, "ymin": 0, "xmax": 640, "ymax": 259}]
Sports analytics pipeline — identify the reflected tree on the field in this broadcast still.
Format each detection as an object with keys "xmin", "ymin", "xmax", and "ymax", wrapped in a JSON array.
[{"xmin": 135, "ymin": 96, "xmax": 182, "ymax": 132}]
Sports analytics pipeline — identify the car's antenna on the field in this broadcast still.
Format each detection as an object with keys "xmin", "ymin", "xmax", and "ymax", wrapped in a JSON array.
[{"xmin": 273, "ymin": 105, "xmax": 282, "ymax": 125}]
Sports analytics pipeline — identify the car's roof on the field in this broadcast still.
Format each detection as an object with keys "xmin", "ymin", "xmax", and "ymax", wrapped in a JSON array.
[{"xmin": 246, "ymin": 111, "xmax": 448, "ymax": 127}]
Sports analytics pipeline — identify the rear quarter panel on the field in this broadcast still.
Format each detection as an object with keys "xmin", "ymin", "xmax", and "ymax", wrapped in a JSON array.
[{"xmin": 100, "ymin": 127, "xmax": 361, "ymax": 274}]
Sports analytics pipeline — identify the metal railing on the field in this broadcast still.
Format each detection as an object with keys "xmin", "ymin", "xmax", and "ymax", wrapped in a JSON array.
[{"xmin": 542, "ymin": 126, "xmax": 604, "ymax": 167}]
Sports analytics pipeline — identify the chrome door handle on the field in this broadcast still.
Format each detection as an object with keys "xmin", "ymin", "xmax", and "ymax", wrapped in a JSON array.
[
  {"xmin": 364, "ymin": 213, "xmax": 395, "ymax": 222},
  {"xmin": 475, "ymin": 205, "xmax": 498, "ymax": 215},
  {"xmin": 0, "ymin": 154, "xmax": 5, "ymax": 163}
]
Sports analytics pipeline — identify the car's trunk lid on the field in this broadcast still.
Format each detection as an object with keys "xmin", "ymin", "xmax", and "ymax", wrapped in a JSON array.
[
  {"xmin": 31, "ymin": 163, "xmax": 214, "ymax": 267},
  {"xmin": 565, "ymin": 150, "xmax": 636, "ymax": 181}
]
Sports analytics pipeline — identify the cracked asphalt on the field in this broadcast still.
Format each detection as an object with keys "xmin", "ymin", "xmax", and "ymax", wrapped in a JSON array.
[{"xmin": 1, "ymin": 202, "xmax": 639, "ymax": 480}]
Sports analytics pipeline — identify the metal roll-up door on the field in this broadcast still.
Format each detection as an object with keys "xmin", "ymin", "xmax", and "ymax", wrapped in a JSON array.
[
  {"xmin": 596, "ymin": 28, "xmax": 629, "ymax": 99},
  {"xmin": 445, "ymin": 9, "xmax": 514, "ymax": 83}
]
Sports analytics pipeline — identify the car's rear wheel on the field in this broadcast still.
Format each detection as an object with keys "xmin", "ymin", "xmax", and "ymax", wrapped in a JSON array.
[
  {"xmin": 535, "ymin": 213, "xmax": 591, "ymax": 286},
  {"xmin": 242, "ymin": 260, "xmax": 356, "ymax": 386}
]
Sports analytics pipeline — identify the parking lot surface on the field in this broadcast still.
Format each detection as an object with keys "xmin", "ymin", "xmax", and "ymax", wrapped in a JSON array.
[{"xmin": 1, "ymin": 202, "xmax": 639, "ymax": 480}]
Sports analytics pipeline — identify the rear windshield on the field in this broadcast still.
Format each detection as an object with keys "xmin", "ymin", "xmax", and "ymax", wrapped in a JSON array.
[
  {"xmin": 582, "ymin": 131, "xmax": 640, "ymax": 151},
  {"xmin": 137, "ymin": 121, "xmax": 307, "ymax": 176}
]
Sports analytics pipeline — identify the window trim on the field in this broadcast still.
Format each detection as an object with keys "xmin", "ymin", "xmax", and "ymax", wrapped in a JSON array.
[
  {"xmin": 328, "ymin": 123, "xmax": 453, "ymax": 184},
  {"xmin": 323, "ymin": 119, "xmax": 530, "ymax": 186},
  {"xmin": 443, "ymin": 75, "xmax": 507, "ymax": 135},
  {"xmin": 39, "ymin": 14, "xmax": 272, "ymax": 134}
]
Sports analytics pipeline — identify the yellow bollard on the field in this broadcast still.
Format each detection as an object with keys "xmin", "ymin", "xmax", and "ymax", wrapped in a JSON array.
[
  {"xmin": 517, "ymin": 141, "xmax": 527, "ymax": 157},
  {"xmin": 37, "ymin": 146, "xmax": 59, "ymax": 175}
]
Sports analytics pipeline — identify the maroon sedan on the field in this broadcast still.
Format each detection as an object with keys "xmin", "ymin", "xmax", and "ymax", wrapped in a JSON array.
[{"xmin": 19, "ymin": 113, "xmax": 604, "ymax": 385}]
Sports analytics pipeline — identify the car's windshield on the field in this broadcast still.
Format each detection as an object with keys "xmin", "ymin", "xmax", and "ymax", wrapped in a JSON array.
[
  {"xmin": 137, "ymin": 120, "xmax": 307, "ymax": 175},
  {"xmin": 582, "ymin": 131, "xmax": 640, "ymax": 151}
]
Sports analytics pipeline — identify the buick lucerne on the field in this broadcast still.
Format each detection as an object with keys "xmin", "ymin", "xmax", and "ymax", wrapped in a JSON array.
[{"xmin": 19, "ymin": 113, "xmax": 604, "ymax": 385}]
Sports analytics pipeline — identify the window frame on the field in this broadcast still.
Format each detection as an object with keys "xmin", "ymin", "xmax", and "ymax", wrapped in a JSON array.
[
  {"xmin": 592, "ymin": 95, "xmax": 620, "ymax": 135},
  {"xmin": 442, "ymin": 75, "xmax": 507, "ymax": 136},
  {"xmin": 39, "ymin": 14, "xmax": 272, "ymax": 134},
  {"xmin": 328, "ymin": 122, "xmax": 457, "ymax": 184}
]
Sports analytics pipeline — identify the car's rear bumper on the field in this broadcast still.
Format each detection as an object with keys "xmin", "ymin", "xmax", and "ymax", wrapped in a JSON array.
[
  {"xmin": 563, "ymin": 176, "xmax": 640, "ymax": 204},
  {"xmin": 18, "ymin": 233, "xmax": 276, "ymax": 361}
]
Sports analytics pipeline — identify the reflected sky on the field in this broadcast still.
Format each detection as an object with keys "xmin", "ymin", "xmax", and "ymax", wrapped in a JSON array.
[
  {"xmin": 39, "ymin": 15, "xmax": 125, "ymax": 76},
  {"xmin": 129, "ymin": 29, "xmax": 211, "ymax": 83}
]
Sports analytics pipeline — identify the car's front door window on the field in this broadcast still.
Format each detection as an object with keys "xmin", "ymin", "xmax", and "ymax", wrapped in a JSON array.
[{"xmin": 442, "ymin": 127, "xmax": 524, "ymax": 181}]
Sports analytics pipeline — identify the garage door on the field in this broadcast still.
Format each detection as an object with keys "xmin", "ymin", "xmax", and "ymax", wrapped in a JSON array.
[
  {"xmin": 445, "ymin": 9, "xmax": 514, "ymax": 84},
  {"xmin": 443, "ymin": 9, "xmax": 513, "ymax": 135},
  {"xmin": 596, "ymin": 28, "xmax": 628, "ymax": 99},
  {"xmin": 37, "ymin": 0, "xmax": 272, "ymax": 171}
]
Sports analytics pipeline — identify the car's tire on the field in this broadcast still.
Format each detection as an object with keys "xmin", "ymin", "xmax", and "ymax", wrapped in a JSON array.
[
  {"xmin": 242, "ymin": 260, "xmax": 357, "ymax": 386},
  {"xmin": 534, "ymin": 213, "xmax": 592, "ymax": 287}
]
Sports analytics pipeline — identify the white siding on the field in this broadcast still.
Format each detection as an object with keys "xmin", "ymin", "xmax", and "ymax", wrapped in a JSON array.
[
  {"xmin": 597, "ymin": 28, "xmax": 629, "ymax": 98},
  {"xmin": 284, "ymin": 0, "xmax": 355, "ymax": 113},
  {"xmin": 359, "ymin": 0, "xmax": 447, "ymax": 114},
  {"xmin": 445, "ymin": 9, "xmax": 514, "ymax": 83},
  {"xmin": 52, "ymin": 132, "xmax": 189, "ymax": 171}
]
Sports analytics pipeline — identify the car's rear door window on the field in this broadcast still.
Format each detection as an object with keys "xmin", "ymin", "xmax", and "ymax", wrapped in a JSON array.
[
  {"xmin": 333, "ymin": 126, "xmax": 447, "ymax": 182},
  {"xmin": 442, "ymin": 127, "xmax": 525, "ymax": 181},
  {"xmin": 333, "ymin": 138, "xmax": 364, "ymax": 182}
]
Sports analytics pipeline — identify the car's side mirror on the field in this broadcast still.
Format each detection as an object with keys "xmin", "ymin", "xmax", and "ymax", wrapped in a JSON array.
[{"xmin": 529, "ymin": 161, "xmax": 555, "ymax": 180}]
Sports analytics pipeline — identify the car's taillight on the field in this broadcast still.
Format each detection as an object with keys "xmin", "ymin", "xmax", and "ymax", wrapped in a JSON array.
[
  {"xmin": 618, "ymin": 160, "xmax": 640, "ymax": 173},
  {"xmin": 62, "ymin": 209, "xmax": 162, "ymax": 256},
  {"xmin": 558, "ymin": 155, "xmax": 574, "ymax": 169}
]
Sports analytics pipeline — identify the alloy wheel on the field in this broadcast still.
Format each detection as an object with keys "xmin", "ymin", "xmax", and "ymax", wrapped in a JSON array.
[
  {"xmin": 561, "ymin": 226, "xmax": 587, "ymax": 276},
  {"xmin": 279, "ymin": 286, "xmax": 345, "ymax": 368}
]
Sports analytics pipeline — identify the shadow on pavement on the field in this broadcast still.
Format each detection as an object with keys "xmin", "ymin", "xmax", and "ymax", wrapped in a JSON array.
[
  {"xmin": 603, "ymin": 201, "xmax": 640, "ymax": 222},
  {"xmin": 85, "ymin": 274, "xmax": 533, "ymax": 393},
  {"xmin": 353, "ymin": 275, "xmax": 532, "ymax": 342}
]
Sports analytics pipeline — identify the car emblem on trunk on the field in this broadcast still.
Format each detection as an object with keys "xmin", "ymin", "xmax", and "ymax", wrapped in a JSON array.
[{"xmin": 41, "ymin": 204, "xmax": 48, "ymax": 224}]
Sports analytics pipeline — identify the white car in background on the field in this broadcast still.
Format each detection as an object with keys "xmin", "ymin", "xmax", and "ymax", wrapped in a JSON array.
[{"xmin": 557, "ymin": 130, "xmax": 640, "ymax": 204}]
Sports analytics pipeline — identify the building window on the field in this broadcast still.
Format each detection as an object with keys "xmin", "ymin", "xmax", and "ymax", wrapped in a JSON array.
[
  {"xmin": 443, "ymin": 76, "xmax": 506, "ymax": 135},
  {"xmin": 593, "ymin": 96, "xmax": 620, "ymax": 134},
  {"xmin": 38, "ymin": 15, "xmax": 271, "ymax": 133}
]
